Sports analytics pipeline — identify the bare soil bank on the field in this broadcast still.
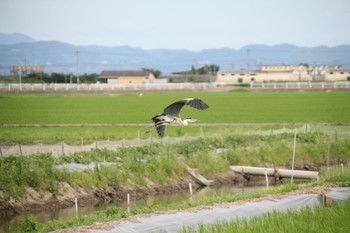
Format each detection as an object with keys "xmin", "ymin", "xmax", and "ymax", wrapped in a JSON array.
[{"xmin": 0, "ymin": 171, "xmax": 240, "ymax": 217}]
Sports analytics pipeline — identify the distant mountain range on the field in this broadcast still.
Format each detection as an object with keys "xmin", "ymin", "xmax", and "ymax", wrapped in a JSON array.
[{"xmin": 1, "ymin": 32, "xmax": 350, "ymax": 75}]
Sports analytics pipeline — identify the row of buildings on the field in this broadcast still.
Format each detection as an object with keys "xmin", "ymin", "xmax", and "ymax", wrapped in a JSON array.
[
  {"xmin": 12, "ymin": 64, "xmax": 350, "ymax": 84},
  {"xmin": 98, "ymin": 65, "xmax": 350, "ymax": 84},
  {"xmin": 216, "ymin": 65, "xmax": 350, "ymax": 83}
]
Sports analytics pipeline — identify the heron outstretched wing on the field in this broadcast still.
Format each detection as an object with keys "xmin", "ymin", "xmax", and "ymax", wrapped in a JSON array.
[
  {"xmin": 163, "ymin": 98, "xmax": 209, "ymax": 116},
  {"xmin": 150, "ymin": 98, "xmax": 209, "ymax": 137},
  {"xmin": 156, "ymin": 125, "xmax": 166, "ymax": 137}
]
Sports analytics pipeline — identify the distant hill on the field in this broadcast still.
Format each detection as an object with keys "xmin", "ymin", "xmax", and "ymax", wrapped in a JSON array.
[
  {"xmin": 0, "ymin": 32, "xmax": 36, "ymax": 44},
  {"xmin": 0, "ymin": 33, "xmax": 349, "ymax": 75}
]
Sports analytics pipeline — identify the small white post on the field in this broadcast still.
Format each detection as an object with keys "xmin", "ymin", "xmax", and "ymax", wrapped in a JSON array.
[
  {"xmin": 291, "ymin": 128, "xmax": 297, "ymax": 184},
  {"xmin": 127, "ymin": 193, "xmax": 130, "ymax": 205},
  {"xmin": 75, "ymin": 195, "xmax": 79, "ymax": 217},
  {"xmin": 18, "ymin": 143, "xmax": 23, "ymax": 156},
  {"xmin": 264, "ymin": 169, "xmax": 269, "ymax": 188},
  {"xmin": 341, "ymin": 163, "xmax": 344, "ymax": 171},
  {"xmin": 189, "ymin": 182, "xmax": 193, "ymax": 200},
  {"xmin": 127, "ymin": 193, "xmax": 130, "ymax": 213},
  {"xmin": 61, "ymin": 141, "xmax": 64, "ymax": 155},
  {"xmin": 327, "ymin": 135, "xmax": 332, "ymax": 170},
  {"xmin": 137, "ymin": 130, "xmax": 140, "ymax": 145}
]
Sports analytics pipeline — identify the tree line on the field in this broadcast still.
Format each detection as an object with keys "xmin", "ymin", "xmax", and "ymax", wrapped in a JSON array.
[{"xmin": 0, "ymin": 72, "xmax": 99, "ymax": 84}]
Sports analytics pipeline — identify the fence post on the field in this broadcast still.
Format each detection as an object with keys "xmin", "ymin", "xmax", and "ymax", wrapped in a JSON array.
[
  {"xmin": 291, "ymin": 128, "xmax": 297, "ymax": 184},
  {"xmin": 127, "ymin": 193, "xmax": 131, "ymax": 213},
  {"xmin": 127, "ymin": 193, "xmax": 130, "ymax": 205},
  {"xmin": 61, "ymin": 141, "xmax": 64, "ymax": 155},
  {"xmin": 327, "ymin": 135, "xmax": 332, "ymax": 170},
  {"xmin": 19, "ymin": 143, "xmax": 23, "ymax": 156},
  {"xmin": 75, "ymin": 195, "xmax": 79, "ymax": 217},
  {"xmin": 264, "ymin": 169, "xmax": 269, "ymax": 188},
  {"xmin": 189, "ymin": 182, "xmax": 193, "ymax": 200}
]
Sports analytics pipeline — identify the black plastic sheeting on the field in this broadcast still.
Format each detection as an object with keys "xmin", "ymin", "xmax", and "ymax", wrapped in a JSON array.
[{"xmin": 91, "ymin": 187, "xmax": 350, "ymax": 233}]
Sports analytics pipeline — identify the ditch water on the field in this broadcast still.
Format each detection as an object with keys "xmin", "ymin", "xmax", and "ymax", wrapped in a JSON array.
[{"xmin": 0, "ymin": 183, "xmax": 268, "ymax": 232}]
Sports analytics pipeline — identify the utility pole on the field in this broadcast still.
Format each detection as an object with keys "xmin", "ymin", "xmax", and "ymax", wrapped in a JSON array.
[
  {"xmin": 246, "ymin": 49, "xmax": 251, "ymax": 81},
  {"xmin": 76, "ymin": 51, "xmax": 80, "ymax": 84},
  {"xmin": 246, "ymin": 49, "xmax": 250, "ymax": 74},
  {"xmin": 19, "ymin": 66, "xmax": 22, "ymax": 91}
]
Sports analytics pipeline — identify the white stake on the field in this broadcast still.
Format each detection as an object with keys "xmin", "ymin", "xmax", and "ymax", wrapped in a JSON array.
[
  {"xmin": 291, "ymin": 128, "xmax": 297, "ymax": 184},
  {"xmin": 327, "ymin": 135, "xmax": 332, "ymax": 170},
  {"xmin": 127, "ymin": 193, "xmax": 130, "ymax": 205},
  {"xmin": 74, "ymin": 195, "xmax": 78, "ymax": 217},
  {"xmin": 265, "ymin": 169, "xmax": 269, "ymax": 188},
  {"xmin": 126, "ymin": 193, "xmax": 131, "ymax": 213},
  {"xmin": 189, "ymin": 182, "xmax": 193, "ymax": 198}
]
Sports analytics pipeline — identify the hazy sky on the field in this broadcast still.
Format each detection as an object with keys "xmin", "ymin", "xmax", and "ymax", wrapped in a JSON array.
[{"xmin": 1, "ymin": 0, "xmax": 349, "ymax": 51}]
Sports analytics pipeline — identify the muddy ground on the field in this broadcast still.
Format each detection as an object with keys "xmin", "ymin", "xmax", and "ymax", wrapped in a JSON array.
[{"xmin": 0, "ymin": 171, "xmax": 241, "ymax": 218}]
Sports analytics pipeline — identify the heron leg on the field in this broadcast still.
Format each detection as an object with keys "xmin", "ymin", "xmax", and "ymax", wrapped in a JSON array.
[{"xmin": 144, "ymin": 121, "xmax": 170, "ymax": 134}]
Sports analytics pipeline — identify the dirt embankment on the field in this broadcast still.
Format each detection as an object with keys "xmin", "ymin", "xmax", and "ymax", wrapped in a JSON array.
[{"xmin": 0, "ymin": 171, "xmax": 239, "ymax": 217}]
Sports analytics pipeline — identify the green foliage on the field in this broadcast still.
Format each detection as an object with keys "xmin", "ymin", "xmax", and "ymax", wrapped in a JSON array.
[
  {"xmin": 320, "ymin": 165, "xmax": 350, "ymax": 186},
  {"xmin": 0, "ymin": 154, "xmax": 59, "ymax": 197},
  {"xmin": 16, "ymin": 216, "xmax": 41, "ymax": 233},
  {"xmin": 174, "ymin": 64, "xmax": 219, "ymax": 75},
  {"xmin": 180, "ymin": 199, "xmax": 350, "ymax": 233},
  {"xmin": 141, "ymin": 67, "xmax": 162, "ymax": 78},
  {"xmin": 5, "ymin": 72, "xmax": 99, "ymax": 84}
]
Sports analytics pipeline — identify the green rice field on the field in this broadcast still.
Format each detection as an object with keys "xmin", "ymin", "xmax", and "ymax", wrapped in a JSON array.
[
  {"xmin": 1, "ymin": 91, "xmax": 350, "ymax": 124},
  {"xmin": 0, "ymin": 91, "xmax": 349, "ymax": 143}
]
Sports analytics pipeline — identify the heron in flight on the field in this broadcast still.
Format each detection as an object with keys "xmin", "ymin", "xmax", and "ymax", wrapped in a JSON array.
[{"xmin": 147, "ymin": 98, "xmax": 209, "ymax": 137}]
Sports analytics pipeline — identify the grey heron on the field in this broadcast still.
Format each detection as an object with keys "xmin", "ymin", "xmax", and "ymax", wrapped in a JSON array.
[{"xmin": 147, "ymin": 98, "xmax": 209, "ymax": 137}]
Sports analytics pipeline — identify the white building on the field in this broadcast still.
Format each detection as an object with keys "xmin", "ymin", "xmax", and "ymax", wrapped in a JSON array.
[{"xmin": 217, "ymin": 65, "xmax": 350, "ymax": 83}]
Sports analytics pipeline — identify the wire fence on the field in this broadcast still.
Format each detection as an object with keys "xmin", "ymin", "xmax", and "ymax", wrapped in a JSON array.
[
  {"xmin": 0, "ymin": 136, "xmax": 197, "ymax": 157},
  {"xmin": 1, "ymin": 124, "xmax": 348, "ymax": 157},
  {"xmin": 0, "ymin": 126, "xmax": 316, "ymax": 157}
]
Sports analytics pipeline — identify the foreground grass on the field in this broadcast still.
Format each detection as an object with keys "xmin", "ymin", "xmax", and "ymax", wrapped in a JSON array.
[
  {"xmin": 10, "ymin": 166, "xmax": 350, "ymax": 233},
  {"xmin": 180, "ymin": 199, "xmax": 350, "ymax": 233}
]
